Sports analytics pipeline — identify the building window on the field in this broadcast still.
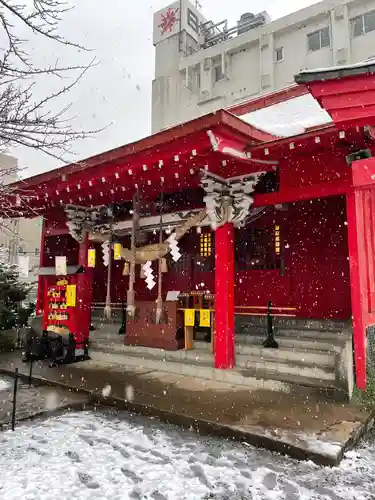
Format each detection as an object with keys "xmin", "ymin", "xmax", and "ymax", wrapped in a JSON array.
[
  {"xmin": 35, "ymin": 248, "xmax": 40, "ymax": 256},
  {"xmin": 307, "ymin": 27, "xmax": 330, "ymax": 51},
  {"xmin": 199, "ymin": 232, "xmax": 212, "ymax": 257},
  {"xmin": 351, "ymin": 11, "xmax": 375, "ymax": 37},
  {"xmin": 236, "ymin": 227, "xmax": 281, "ymax": 271},
  {"xmin": 275, "ymin": 47, "xmax": 284, "ymax": 62},
  {"xmin": 213, "ymin": 63, "xmax": 224, "ymax": 82},
  {"xmin": 196, "ymin": 68, "xmax": 201, "ymax": 89}
]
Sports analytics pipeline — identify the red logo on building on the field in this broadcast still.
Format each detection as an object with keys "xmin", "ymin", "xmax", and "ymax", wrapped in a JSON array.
[{"xmin": 158, "ymin": 7, "xmax": 180, "ymax": 35}]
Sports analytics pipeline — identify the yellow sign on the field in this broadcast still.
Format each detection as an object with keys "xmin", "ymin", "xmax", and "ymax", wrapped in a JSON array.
[
  {"xmin": 113, "ymin": 243, "xmax": 122, "ymax": 261},
  {"xmin": 87, "ymin": 248, "xmax": 96, "ymax": 268},
  {"xmin": 184, "ymin": 309, "xmax": 195, "ymax": 327},
  {"xmin": 66, "ymin": 285, "xmax": 77, "ymax": 307},
  {"xmin": 199, "ymin": 309, "xmax": 211, "ymax": 327}
]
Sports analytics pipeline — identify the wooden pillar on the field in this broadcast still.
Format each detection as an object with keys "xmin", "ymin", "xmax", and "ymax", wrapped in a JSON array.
[
  {"xmin": 36, "ymin": 217, "xmax": 46, "ymax": 315},
  {"xmin": 214, "ymin": 222, "xmax": 235, "ymax": 369},
  {"xmin": 346, "ymin": 157, "xmax": 375, "ymax": 391}
]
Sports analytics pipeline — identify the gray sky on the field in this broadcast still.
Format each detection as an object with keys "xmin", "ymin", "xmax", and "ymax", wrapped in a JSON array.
[{"xmin": 12, "ymin": 0, "xmax": 320, "ymax": 178}]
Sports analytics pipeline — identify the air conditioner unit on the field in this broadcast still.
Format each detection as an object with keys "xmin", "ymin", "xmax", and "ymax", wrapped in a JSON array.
[
  {"xmin": 334, "ymin": 5, "xmax": 345, "ymax": 20},
  {"xmin": 200, "ymin": 89, "xmax": 211, "ymax": 101},
  {"xmin": 260, "ymin": 32, "xmax": 269, "ymax": 49},
  {"xmin": 336, "ymin": 48, "xmax": 348, "ymax": 65},
  {"xmin": 261, "ymin": 73, "xmax": 271, "ymax": 89}
]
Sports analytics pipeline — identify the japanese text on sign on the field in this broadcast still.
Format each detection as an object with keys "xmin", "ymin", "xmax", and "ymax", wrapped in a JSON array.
[
  {"xmin": 199, "ymin": 309, "xmax": 211, "ymax": 327},
  {"xmin": 184, "ymin": 309, "xmax": 195, "ymax": 327},
  {"xmin": 66, "ymin": 285, "xmax": 77, "ymax": 307},
  {"xmin": 87, "ymin": 248, "xmax": 96, "ymax": 268}
]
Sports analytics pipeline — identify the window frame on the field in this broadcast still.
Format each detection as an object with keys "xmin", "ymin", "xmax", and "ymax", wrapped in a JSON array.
[
  {"xmin": 275, "ymin": 47, "xmax": 284, "ymax": 63},
  {"xmin": 307, "ymin": 26, "xmax": 331, "ymax": 52},
  {"xmin": 351, "ymin": 11, "xmax": 375, "ymax": 38},
  {"xmin": 213, "ymin": 63, "xmax": 225, "ymax": 82},
  {"xmin": 236, "ymin": 226, "xmax": 281, "ymax": 272}
]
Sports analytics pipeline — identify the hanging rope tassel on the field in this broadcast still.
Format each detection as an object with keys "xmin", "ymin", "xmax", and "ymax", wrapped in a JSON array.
[
  {"xmin": 104, "ymin": 233, "xmax": 113, "ymax": 321},
  {"xmin": 161, "ymin": 257, "xmax": 168, "ymax": 273}
]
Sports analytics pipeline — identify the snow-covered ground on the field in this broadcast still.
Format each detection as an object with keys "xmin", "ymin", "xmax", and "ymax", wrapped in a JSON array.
[{"xmin": 0, "ymin": 409, "xmax": 374, "ymax": 500}]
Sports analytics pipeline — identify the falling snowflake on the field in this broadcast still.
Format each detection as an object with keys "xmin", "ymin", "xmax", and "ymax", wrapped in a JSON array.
[
  {"xmin": 102, "ymin": 384, "xmax": 112, "ymax": 398},
  {"xmin": 158, "ymin": 7, "xmax": 180, "ymax": 36}
]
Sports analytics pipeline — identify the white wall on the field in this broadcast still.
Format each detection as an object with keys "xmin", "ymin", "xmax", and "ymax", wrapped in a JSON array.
[
  {"xmin": 0, "ymin": 152, "xmax": 42, "ymax": 293},
  {"xmin": 152, "ymin": 0, "xmax": 375, "ymax": 133},
  {"xmin": 349, "ymin": 1, "xmax": 375, "ymax": 62}
]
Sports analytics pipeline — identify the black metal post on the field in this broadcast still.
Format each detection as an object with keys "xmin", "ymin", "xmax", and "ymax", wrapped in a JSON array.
[
  {"xmin": 11, "ymin": 368, "xmax": 19, "ymax": 431},
  {"xmin": 263, "ymin": 300, "xmax": 279, "ymax": 348},
  {"xmin": 28, "ymin": 360, "xmax": 33, "ymax": 387}
]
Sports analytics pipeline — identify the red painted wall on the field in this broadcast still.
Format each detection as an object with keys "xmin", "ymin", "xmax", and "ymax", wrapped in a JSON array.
[
  {"xmin": 233, "ymin": 196, "xmax": 351, "ymax": 319},
  {"xmin": 287, "ymin": 197, "xmax": 351, "ymax": 319},
  {"xmin": 46, "ymin": 196, "xmax": 351, "ymax": 320}
]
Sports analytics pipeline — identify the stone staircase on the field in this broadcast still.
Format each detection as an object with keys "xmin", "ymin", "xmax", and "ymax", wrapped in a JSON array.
[{"xmin": 88, "ymin": 317, "xmax": 354, "ymax": 400}]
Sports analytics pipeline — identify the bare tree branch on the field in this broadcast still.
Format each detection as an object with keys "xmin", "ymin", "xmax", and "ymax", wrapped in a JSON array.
[{"xmin": 0, "ymin": 0, "xmax": 102, "ymax": 218}]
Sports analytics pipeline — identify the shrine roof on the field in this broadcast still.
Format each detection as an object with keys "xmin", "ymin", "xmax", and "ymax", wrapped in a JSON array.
[
  {"xmin": 295, "ymin": 60, "xmax": 375, "ymax": 129},
  {"xmin": 12, "ymin": 109, "xmax": 274, "ymax": 191},
  {"xmin": 3, "ymin": 88, "xmax": 371, "ymax": 218},
  {"xmin": 295, "ymin": 60, "xmax": 375, "ymax": 84},
  {"xmin": 5, "ymin": 109, "xmax": 277, "ymax": 217}
]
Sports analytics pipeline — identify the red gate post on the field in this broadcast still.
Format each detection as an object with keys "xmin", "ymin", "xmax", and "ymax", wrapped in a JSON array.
[
  {"xmin": 346, "ymin": 157, "xmax": 375, "ymax": 391},
  {"xmin": 214, "ymin": 222, "xmax": 235, "ymax": 369}
]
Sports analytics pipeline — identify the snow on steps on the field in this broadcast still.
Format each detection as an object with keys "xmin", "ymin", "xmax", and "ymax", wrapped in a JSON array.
[
  {"xmin": 88, "ymin": 339, "xmax": 345, "ymax": 398},
  {"xmin": 90, "ymin": 340, "xmax": 335, "ymax": 380},
  {"xmin": 88, "ymin": 318, "xmax": 352, "ymax": 397},
  {"xmin": 89, "ymin": 347, "xmax": 341, "ymax": 397}
]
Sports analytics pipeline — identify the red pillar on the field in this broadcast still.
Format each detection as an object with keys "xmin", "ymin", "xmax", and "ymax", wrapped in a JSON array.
[
  {"xmin": 215, "ymin": 222, "xmax": 235, "ymax": 369},
  {"xmin": 346, "ymin": 157, "xmax": 375, "ymax": 391},
  {"xmin": 346, "ymin": 190, "xmax": 367, "ymax": 390},
  {"xmin": 36, "ymin": 217, "xmax": 46, "ymax": 315}
]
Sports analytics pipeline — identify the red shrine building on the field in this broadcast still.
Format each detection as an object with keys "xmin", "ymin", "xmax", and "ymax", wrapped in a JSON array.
[{"xmin": 5, "ymin": 62, "xmax": 375, "ymax": 399}]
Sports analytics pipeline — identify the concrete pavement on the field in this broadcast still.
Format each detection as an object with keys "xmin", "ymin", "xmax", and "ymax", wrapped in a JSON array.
[{"xmin": 0, "ymin": 350, "xmax": 372, "ymax": 466}]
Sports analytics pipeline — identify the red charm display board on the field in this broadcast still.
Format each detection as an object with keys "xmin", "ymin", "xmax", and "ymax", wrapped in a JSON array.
[
  {"xmin": 41, "ymin": 269, "xmax": 91, "ymax": 352},
  {"xmin": 43, "ymin": 280, "xmax": 75, "ymax": 336}
]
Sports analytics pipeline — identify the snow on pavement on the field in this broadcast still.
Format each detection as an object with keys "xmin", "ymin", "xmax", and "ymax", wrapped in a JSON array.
[{"xmin": 0, "ymin": 409, "xmax": 374, "ymax": 500}]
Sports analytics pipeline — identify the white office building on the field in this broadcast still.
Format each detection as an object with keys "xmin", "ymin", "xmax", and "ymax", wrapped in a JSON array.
[
  {"xmin": 0, "ymin": 153, "xmax": 42, "ymax": 300},
  {"xmin": 152, "ymin": 0, "xmax": 375, "ymax": 133}
]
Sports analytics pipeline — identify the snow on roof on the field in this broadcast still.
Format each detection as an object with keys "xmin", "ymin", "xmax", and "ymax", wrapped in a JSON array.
[
  {"xmin": 295, "ymin": 59, "xmax": 375, "ymax": 83},
  {"xmin": 238, "ymin": 93, "xmax": 332, "ymax": 137}
]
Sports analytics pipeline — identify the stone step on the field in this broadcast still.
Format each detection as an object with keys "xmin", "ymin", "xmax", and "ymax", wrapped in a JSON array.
[
  {"xmin": 236, "ymin": 355, "xmax": 335, "ymax": 381},
  {"xmin": 233, "ymin": 343, "xmax": 333, "ymax": 367},
  {"xmin": 235, "ymin": 333, "xmax": 346, "ymax": 352},
  {"xmin": 192, "ymin": 341, "xmax": 334, "ymax": 366},
  {"xmin": 89, "ymin": 328, "xmax": 345, "ymax": 346},
  {"xmin": 89, "ymin": 341, "xmax": 335, "ymax": 381},
  {"xmin": 88, "ymin": 350, "xmax": 342, "ymax": 396},
  {"xmin": 237, "ymin": 327, "xmax": 350, "ymax": 341},
  {"xmin": 90, "ymin": 334, "xmax": 335, "ymax": 368},
  {"xmin": 238, "ymin": 316, "xmax": 351, "ymax": 332},
  {"xmin": 273, "ymin": 328, "xmax": 351, "ymax": 341}
]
